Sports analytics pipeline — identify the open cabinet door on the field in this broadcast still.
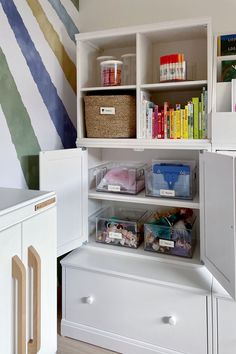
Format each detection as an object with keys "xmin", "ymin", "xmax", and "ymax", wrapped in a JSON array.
[
  {"xmin": 40, "ymin": 148, "xmax": 88, "ymax": 256},
  {"xmin": 200, "ymin": 151, "xmax": 236, "ymax": 299}
]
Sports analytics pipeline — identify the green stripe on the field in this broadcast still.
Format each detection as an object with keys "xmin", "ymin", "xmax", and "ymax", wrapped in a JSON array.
[
  {"xmin": 0, "ymin": 48, "xmax": 41, "ymax": 189},
  {"xmin": 27, "ymin": 0, "xmax": 76, "ymax": 93},
  {"xmin": 70, "ymin": 0, "xmax": 79, "ymax": 10}
]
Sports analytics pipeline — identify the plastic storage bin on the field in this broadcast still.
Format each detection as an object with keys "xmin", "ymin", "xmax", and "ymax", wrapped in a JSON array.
[
  {"xmin": 145, "ymin": 160, "xmax": 196, "ymax": 199},
  {"xmin": 93, "ymin": 162, "xmax": 146, "ymax": 194},
  {"xmin": 121, "ymin": 53, "xmax": 136, "ymax": 85},
  {"xmin": 96, "ymin": 56, "xmax": 116, "ymax": 85},
  {"xmin": 84, "ymin": 95, "xmax": 136, "ymax": 138},
  {"xmin": 100, "ymin": 60, "xmax": 123, "ymax": 86},
  {"xmin": 144, "ymin": 208, "xmax": 196, "ymax": 258},
  {"xmin": 96, "ymin": 206, "xmax": 148, "ymax": 248}
]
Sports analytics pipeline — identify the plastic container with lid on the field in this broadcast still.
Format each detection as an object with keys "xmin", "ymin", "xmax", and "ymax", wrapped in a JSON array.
[
  {"xmin": 96, "ymin": 56, "xmax": 116, "ymax": 85},
  {"xmin": 100, "ymin": 60, "xmax": 123, "ymax": 86},
  {"xmin": 121, "ymin": 53, "xmax": 136, "ymax": 85}
]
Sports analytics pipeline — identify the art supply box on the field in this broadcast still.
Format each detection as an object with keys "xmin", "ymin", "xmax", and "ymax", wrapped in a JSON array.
[
  {"xmin": 93, "ymin": 161, "xmax": 146, "ymax": 195},
  {"xmin": 96, "ymin": 206, "xmax": 149, "ymax": 248},
  {"xmin": 145, "ymin": 160, "xmax": 196, "ymax": 199},
  {"xmin": 144, "ymin": 208, "xmax": 196, "ymax": 258}
]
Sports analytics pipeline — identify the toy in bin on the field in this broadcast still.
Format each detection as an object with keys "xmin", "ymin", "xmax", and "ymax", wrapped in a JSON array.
[
  {"xmin": 96, "ymin": 206, "xmax": 148, "ymax": 248},
  {"xmin": 145, "ymin": 160, "xmax": 196, "ymax": 199},
  {"xmin": 95, "ymin": 162, "xmax": 146, "ymax": 195},
  {"xmin": 144, "ymin": 207, "xmax": 196, "ymax": 258}
]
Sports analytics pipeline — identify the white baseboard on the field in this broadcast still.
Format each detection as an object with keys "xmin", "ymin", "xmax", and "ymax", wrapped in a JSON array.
[{"xmin": 61, "ymin": 319, "xmax": 184, "ymax": 354}]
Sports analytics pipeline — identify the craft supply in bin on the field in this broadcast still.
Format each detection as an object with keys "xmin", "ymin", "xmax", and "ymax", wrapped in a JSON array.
[
  {"xmin": 121, "ymin": 53, "xmax": 136, "ymax": 85},
  {"xmin": 96, "ymin": 56, "xmax": 116, "ymax": 85},
  {"xmin": 100, "ymin": 60, "xmax": 123, "ymax": 86},
  {"xmin": 145, "ymin": 160, "xmax": 196, "ymax": 199},
  {"xmin": 96, "ymin": 206, "xmax": 149, "ymax": 248},
  {"xmin": 84, "ymin": 95, "xmax": 136, "ymax": 138},
  {"xmin": 144, "ymin": 208, "xmax": 196, "ymax": 258},
  {"xmin": 93, "ymin": 161, "xmax": 146, "ymax": 195}
]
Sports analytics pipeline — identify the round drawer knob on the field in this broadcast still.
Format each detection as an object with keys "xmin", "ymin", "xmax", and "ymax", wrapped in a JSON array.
[
  {"xmin": 168, "ymin": 316, "xmax": 177, "ymax": 326},
  {"xmin": 85, "ymin": 296, "xmax": 95, "ymax": 304}
]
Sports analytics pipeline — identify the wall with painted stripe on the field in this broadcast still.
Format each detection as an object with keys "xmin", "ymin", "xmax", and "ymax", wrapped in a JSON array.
[{"xmin": 0, "ymin": 0, "xmax": 79, "ymax": 189}]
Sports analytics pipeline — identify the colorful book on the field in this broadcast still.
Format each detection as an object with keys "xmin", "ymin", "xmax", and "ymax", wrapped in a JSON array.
[
  {"xmin": 192, "ymin": 97, "xmax": 199, "ymax": 139},
  {"xmin": 218, "ymin": 34, "xmax": 236, "ymax": 56},
  {"xmin": 188, "ymin": 101, "xmax": 194, "ymax": 139},
  {"xmin": 183, "ymin": 106, "xmax": 188, "ymax": 139},
  {"xmin": 221, "ymin": 60, "xmax": 236, "ymax": 82}
]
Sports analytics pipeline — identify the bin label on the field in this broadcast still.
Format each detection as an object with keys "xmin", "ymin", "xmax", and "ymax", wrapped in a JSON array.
[
  {"xmin": 109, "ymin": 232, "xmax": 122, "ymax": 239},
  {"xmin": 108, "ymin": 185, "xmax": 121, "ymax": 192},
  {"xmin": 160, "ymin": 189, "xmax": 175, "ymax": 197},
  {"xmin": 159, "ymin": 239, "xmax": 175, "ymax": 248},
  {"xmin": 100, "ymin": 107, "xmax": 116, "ymax": 115}
]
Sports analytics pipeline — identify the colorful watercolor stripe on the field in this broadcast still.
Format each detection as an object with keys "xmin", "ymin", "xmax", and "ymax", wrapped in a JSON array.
[
  {"xmin": 0, "ymin": 47, "xmax": 40, "ymax": 188},
  {"xmin": 48, "ymin": 0, "xmax": 79, "ymax": 43},
  {"xmin": 26, "ymin": 0, "xmax": 76, "ymax": 93},
  {"xmin": 1, "ymin": 0, "xmax": 77, "ymax": 148}
]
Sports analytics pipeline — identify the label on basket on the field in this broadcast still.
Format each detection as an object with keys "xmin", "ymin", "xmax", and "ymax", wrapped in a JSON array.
[
  {"xmin": 160, "ymin": 189, "xmax": 175, "ymax": 197},
  {"xmin": 159, "ymin": 239, "xmax": 175, "ymax": 248},
  {"xmin": 100, "ymin": 107, "xmax": 116, "ymax": 115},
  {"xmin": 109, "ymin": 232, "xmax": 122, "ymax": 240},
  {"xmin": 108, "ymin": 185, "xmax": 121, "ymax": 192}
]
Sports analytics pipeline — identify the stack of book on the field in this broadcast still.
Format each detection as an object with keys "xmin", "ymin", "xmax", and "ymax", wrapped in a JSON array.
[{"xmin": 140, "ymin": 88, "xmax": 207, "ymax": 139}]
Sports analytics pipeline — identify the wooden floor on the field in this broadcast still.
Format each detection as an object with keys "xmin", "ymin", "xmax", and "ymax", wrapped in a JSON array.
[{"xmin": 57, "ymin": 334, "xmax": 118, "ymax": 354}]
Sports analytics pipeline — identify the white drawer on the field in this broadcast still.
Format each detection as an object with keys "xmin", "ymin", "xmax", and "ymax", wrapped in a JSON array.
[{"xmin": 64, "ymin": 267, "xmax": 208, "ymax": 354}]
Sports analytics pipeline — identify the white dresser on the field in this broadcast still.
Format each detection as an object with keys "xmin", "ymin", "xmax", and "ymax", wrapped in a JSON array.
[{"xmin": 0, "ymin": 188, "xmax": 57, "ymax": 354}]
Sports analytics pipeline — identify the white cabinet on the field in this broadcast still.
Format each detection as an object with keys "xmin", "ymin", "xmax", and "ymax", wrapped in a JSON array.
[
  {"xmin": 39, "ymin": 18, "xmax": 236, "ymax": 354},
  {"xmin": 0, "ymin": 188, "xmax": 57, "ymax": 354}
]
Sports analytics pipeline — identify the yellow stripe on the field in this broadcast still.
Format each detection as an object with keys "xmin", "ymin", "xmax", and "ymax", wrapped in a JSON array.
[{"xmin": 27, "ymin": 0, "xmax": 76, "ymax": 93}]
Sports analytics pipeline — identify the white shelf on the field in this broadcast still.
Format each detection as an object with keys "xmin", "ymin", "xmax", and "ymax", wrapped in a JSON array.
[
  {"xmin": 81, "ymin": 85, "xmax": 136, "ymax": 92},
  {"xmin": 217, "ymin": 54, "xmax": 236, "ymax": 62},
  {"xmin": 88, "ymin": 189, "xmax": 200, "ymax": 209},
  {"xmin": 140, "ymin": 80, "xmax": 207, "ymax": 92},
  {"xmin": 77, "ymin": 138, "xmax": 211, "ymax": 150},
  {"xmin": 85, "ymin": 235, "xmax": 202, "ymax": 268},
  {"xmin": 62, "ymin": 243, "xmax": 212, "ymax": 294}
]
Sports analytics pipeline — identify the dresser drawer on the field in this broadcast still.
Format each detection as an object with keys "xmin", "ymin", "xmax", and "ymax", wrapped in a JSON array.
[{"xmin": 64, "ymin": 267, "xmax": 208, "ymax": 354}]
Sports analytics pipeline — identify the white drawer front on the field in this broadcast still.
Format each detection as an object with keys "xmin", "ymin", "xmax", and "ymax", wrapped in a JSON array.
[{"xmin": 64, "ymin": 268, "xmax": 208, "ymax": 354}]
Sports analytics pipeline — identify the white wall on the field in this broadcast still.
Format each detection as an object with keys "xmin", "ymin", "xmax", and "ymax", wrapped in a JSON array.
[{"xmin": 78, "ymin": 0, "xmax": 235, "ymax": 34}]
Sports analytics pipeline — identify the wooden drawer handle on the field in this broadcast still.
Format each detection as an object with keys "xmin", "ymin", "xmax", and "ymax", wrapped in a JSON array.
[
  {"xmin": 28, "ymin": 246, "xmax": 41, "ymax": 354},
  {"xmin": 12, "ymin": 256, "xmax": 26, "ymax": 354}
]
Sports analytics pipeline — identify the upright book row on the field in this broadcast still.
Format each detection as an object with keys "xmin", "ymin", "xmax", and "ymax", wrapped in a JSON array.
[{"xmin": 140, "ymin": 88, "xmax": 208, "ymax": 140}]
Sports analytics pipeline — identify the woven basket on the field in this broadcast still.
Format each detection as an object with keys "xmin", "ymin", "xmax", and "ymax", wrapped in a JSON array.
[{"xmin": 84, "ymin": 95, "xmax": 136, "ymax": 138}]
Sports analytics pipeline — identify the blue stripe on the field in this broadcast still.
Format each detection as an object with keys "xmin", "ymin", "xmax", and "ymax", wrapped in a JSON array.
[
  {"xmin": 0, "ymin": 0, "xmax": 77, "ymax": 148},
  {"xmin": 48, "ymin": 0, "xmax": 79, "ymax": 43}
]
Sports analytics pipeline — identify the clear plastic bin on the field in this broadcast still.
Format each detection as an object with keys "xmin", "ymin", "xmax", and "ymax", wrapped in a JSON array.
[
  {"xmin": 100, "ymin": 60, "xmax": 123, "ymax": 86},
  {"xmin": 145, "ymin": 160, "xmax": 196, "ymax": 199},
  {"xmin": 96, "ymin": 206, "xmax": 149, "ymax": 248},
  {"xmin": 93, "ymin": 162, "xmax": 147, "ymax": 195},
  {"xmin": 144, "ymin": 208, "xmax": 196, "ymax": 258},
  {"xmin": 96, "ymin": 56, "xmax": 116, "ymax": 85},
  {"xmin": 121, "ymin": 53, "xmax": 136, "ymax": 85}
]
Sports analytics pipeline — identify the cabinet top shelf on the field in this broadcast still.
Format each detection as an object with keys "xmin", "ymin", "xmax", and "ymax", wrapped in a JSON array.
[
  {"xmin": 140, "ymin": 80, "xmax": 207, "ymax": 92},
  {"xmin": 77, "ymin": 138, "xmax": 211, "ymax": 150},
  {"xmin": 76, "ymin": 17, "xmax": 211, "ymax": 43}
]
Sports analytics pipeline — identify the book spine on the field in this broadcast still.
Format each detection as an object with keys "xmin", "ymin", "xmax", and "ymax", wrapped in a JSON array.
[
  {"xmin": 169, "ymin": 108, "xmax": 174, "ymax": 139},
  {"xmin": 175, "ymin": 104, "xmax": 181, "ymax": 139},
  {"xmin": 198, "ymin": 101, "xmax": 202, "ymax": 139},
  {"xmin": 163, "ymin": 102, "xmax": 169, "ymax": 139},
  {"xmin": 192, "ymin": 97, "xmax": 199, "ymax": 139},
  {"xmin": 232, "ymin": 79, "xmax": 236, "ymax": 112},
  {"xmin": 188, "ymin": 101, "xmax": 194, "ymax": 139},
  {"xmin": 148, "ymin": 107, "xmax": 153, "ymax": 139},
  {"xmin": 184, "ymin": 105, "xmax": 189, "ymax": 139},
  {"xmin": 157, "ymin": 112, "xmax": 162, "ymax": 139},
  {"xmin": 167, "ymin": 110, "xmax": 170, "ymax": 138}
]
